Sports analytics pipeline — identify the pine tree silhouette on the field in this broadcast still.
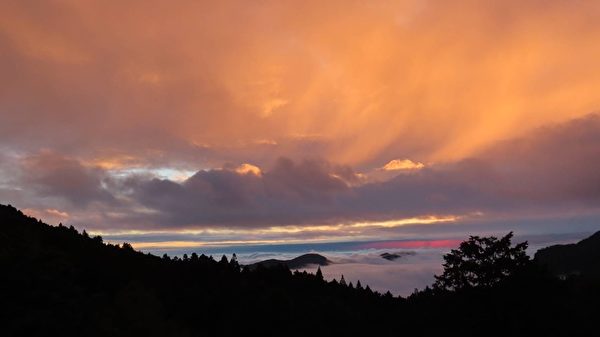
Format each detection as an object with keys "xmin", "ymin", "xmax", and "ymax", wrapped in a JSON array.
[{"xmin": 316, "ymin": 266, "xmax": 324, "ymax": 280}]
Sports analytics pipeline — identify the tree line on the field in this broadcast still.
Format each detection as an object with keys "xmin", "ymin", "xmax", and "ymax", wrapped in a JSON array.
[{"xmin": 1, "ymin": 204, "xmax": 599, "ymax": 336}]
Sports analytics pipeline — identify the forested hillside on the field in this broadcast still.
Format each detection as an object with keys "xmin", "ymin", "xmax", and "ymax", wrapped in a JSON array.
[{"xmin": 2, "ymin": 204, "xmax": 599, "ymax": 336}]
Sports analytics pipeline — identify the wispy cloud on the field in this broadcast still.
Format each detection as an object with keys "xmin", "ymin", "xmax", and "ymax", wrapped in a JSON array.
[{"xmin": 1, "ymin": 0, "xmax": 600, "ymax": 168}]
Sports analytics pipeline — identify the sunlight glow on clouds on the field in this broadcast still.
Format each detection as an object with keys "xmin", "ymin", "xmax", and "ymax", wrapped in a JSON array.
[
  {"xmin": 234, "ymin": 163, "xmax": 262, "ymax": 176},
  {"xmin": 2, "ymin": 1, "xmax": 600, "ymax": 168},
  {"xmin": 23, "ymin": 208, "xmax": 69, "ymax": 220},
  {"xmin": 350, "ymin": 216, "xmax": 457, "ymax": 228},
  {"xmin": 1, "ymin": 1, "xmax": 600, "ymax": 244},
  {"xmin": 381, "ymin": 159, "xmax": 425, "ymax": 171},
  {"xmin": 92, "ymin": 214, "xmax": 461, "ymax": 250}
]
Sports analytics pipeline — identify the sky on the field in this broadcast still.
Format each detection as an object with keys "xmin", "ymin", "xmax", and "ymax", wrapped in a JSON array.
[{"xmin": 2, "ymin": 0, "xmax": 600, "ymax": 271}]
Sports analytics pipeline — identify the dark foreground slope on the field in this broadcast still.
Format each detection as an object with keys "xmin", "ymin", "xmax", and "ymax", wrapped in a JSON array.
[
  {"xmin": 1, "ymin": 203, "xmax": 600, "ymax": 337},
  {"xmin": 535, "ymin": 231, "xmax": 600, "ymax": 278},
  {"xmin": 0, "ymin": 204, "xmax": 398, "ymax": 337}
]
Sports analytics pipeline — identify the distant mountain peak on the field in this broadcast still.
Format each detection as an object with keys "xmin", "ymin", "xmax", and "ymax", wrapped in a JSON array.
[
  {"xmin": 246, "ymin": 253, "xmax": 330, "ymax": 270},
  {"xmin": 380, "ymin": 251, "xmax": 416, "ymax": 261}
]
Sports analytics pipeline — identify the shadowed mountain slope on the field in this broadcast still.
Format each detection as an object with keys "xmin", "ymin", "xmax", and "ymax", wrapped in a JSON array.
[
  {"xmin": 246, "ymin": 253, "xmax": 330, "ymax": 270},
  {"xmin": 0, "ymin": 204, "xmax": 397, "ymax": 337},
  {"xmin": 534, "ymin": 231, "xmax": 600, "ymax": 277}
]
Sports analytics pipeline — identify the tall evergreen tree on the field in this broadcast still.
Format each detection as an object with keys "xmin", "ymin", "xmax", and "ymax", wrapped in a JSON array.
[{"xmin": 316, "ymin": 266, "xmax": 324, "ymax": 281}]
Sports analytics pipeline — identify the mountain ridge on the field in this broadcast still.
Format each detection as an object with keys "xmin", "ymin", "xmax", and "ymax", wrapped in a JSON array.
[
  {"xmin": 534, "ymin": 231, "xmax": 600, "ymax": 277},
  {"xmin": 246, "ymin": 253, "xmax": 330, "ymax": 270}
]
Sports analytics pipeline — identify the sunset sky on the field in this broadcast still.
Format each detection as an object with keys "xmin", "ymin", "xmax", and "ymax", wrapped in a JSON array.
[{"xmin": 1, "ymin": 0, "xmax": 600, "ymax": 254}]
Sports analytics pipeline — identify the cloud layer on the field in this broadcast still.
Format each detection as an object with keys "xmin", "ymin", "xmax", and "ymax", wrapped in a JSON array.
[
  {"xmin": 1, "ymin": 1, "xmax": 600, "ymax": 244},
  {"xmin": 2, "ymin": 114, "xmax": 599, "ymax": 239},
  {"xmin": 2, "ymin": 1, "xmax": 600, "ymax": 170}
]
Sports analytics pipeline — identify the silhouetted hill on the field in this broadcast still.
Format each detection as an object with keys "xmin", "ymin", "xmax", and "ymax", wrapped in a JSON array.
[
  {"xmin": 246, "ymin": 253, "xmax": 330, "ymax": 270},
  {"xmin": 534, "ymin": 231, "xmax": 600, "ymax": 278},
  {"xmin": 380, "ymin": 251, "xmax": 416, "ymax": 261},
  {"xmin": 0, "ymin": 204, "xmax": 397, "ymax": 337}
]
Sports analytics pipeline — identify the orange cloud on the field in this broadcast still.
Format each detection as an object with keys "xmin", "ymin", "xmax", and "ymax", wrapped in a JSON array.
[
  {"xmin": 234, "ymin": 163, "xmax": 262, "ymax": 176},
  {"xmin": 382, "ymin": 159, "xmax": 425, "ymax": 171},
  {"xmin": 1, "ymin": 1, "xmax": 599, "ymax": 171},
  {"xmin": 23, "ymin": 208, "xmax": 69, "ymax": 221}
]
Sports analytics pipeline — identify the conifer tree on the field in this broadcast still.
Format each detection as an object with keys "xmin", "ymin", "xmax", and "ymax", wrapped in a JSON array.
[{"xmin": 316, "ymin": 266, "xmax": 324, "ymax": 281}]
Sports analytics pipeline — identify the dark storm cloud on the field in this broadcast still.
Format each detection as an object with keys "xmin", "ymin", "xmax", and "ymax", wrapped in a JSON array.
[
  {"xmin": 129, "ymin": 158, "xmax": 357, "ymax": 227},
  {"xmin": 479, "ymin": 114, "xmax": 600, "ymax": 204},
  {"xmin": 21, "ymin": 151, "xmax": 115, "ymax": 206}
]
